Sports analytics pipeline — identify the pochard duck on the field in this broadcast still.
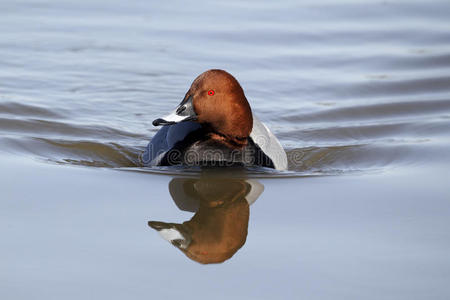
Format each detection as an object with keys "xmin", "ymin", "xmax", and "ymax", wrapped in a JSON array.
[
  {"xmin": 148, "ymin": 176, "xmax": 264, "ymax": 264},
  {"xmin": 142, "ymin": 69, "xmax": 287, "ymax": 170}
]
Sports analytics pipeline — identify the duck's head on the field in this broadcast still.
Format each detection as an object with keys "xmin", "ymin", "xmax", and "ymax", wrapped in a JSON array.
[{"xmin": 153, "ymin": 69, "xmax": 253, "ymax": 145}]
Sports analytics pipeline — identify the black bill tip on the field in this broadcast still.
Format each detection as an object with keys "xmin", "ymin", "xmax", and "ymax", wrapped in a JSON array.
[
  {"xmin": 152, "ymin": 118, "xmax": 173, "ymax": 126},
  {"xmin": 148, "ymin": 221, "xmax": 168, "ymax": 230}
]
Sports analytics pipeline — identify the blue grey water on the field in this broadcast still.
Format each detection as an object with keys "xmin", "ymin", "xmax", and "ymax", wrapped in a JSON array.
[{"xmin": 0, "ymin": 0, "xmax": 450, "ymax": 299}]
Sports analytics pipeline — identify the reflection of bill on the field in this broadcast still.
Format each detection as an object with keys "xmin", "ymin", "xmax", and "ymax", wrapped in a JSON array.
[{"xmin": 148, "ymin": 177, "xmax": 264, "ymax": 264}]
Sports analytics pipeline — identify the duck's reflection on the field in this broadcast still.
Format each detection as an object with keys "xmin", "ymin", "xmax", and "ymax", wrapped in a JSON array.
[{"xmin": 148, "ymin": 175, "xmax": 264, "ymax": 264}]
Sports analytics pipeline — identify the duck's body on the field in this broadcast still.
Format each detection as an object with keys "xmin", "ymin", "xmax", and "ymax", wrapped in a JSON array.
[
  {"xmin": 142, "ymin": 69, "xmax": 287, "ymax": 170},
  {"xmin": 142, "ymin": 117, "xmax": 285, "ymax": 169}
]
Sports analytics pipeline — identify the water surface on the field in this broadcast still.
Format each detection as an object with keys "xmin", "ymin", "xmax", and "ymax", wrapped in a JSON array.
[{"xmin": 1, "ymin": 0, "xmax": 450, "ymax": 299}]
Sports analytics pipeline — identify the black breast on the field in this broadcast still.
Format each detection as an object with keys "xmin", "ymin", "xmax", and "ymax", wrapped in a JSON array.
[{"xmin": 159, "ymin": 131, "xmax": 275, "ymax": 169}]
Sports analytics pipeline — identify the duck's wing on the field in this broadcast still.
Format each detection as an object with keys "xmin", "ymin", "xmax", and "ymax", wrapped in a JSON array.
[
  {"xmin": 249, "ymin": 115, "xmax": 288, "ymax": 171},
  {"xmin": 142, "ymin": 125, "xmax": 169, "ymax": 166},
  {"xmin": 142, "ymin": 121, "xmax": 202, "ymax": 166}
]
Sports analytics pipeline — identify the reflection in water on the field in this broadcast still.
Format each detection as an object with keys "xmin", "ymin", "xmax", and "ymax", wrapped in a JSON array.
[{"xmin": 148, "ymin": 174, "xmax": 264, "ymax": 264}]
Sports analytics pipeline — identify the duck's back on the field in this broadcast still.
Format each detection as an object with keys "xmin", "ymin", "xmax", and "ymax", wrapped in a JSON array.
[{"xmin": 141, "ymin": 121, "xmax": 202, "ymax": 166}]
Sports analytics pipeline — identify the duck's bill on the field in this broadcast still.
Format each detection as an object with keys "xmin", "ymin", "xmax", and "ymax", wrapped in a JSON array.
[
  {"xmin": 148, "ymin": 221, "xmax": 191, "ymax": 249},
  {"xmin": 153, "ymin": 95, "xmax": 197, "ymax": 126}
]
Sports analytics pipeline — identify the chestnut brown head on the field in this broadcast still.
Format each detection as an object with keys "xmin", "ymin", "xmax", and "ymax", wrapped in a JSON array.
[{"xmin": 153, "ymin": 69, "xmax": 253, "ymax": 140}]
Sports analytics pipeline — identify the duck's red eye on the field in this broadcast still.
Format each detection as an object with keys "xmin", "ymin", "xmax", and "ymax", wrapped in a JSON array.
[{"xmin": 207, "ymin": 90, "xmax": 215, "ymax": 96}]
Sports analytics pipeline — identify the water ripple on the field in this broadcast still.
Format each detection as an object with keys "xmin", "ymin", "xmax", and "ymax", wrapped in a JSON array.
[{"xmin": 0, "ymin": 0, "xmax": 449, "ymax": 176}]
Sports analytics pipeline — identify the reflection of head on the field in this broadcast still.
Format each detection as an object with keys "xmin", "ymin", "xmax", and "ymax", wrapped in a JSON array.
[{"xmin": 148, "ymin": 177, "xmax": 263, "ymax": 264}]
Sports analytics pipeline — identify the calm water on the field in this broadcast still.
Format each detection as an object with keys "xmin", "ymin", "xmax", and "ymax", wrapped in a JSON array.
[{"xmin": 1, "ymin": 0, "xmax": 450, "ymax": 299}]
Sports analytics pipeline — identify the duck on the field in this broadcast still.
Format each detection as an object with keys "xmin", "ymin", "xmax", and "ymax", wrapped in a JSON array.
[
  {"xmin": 142, "ymin": 69, "xmax": 287, "ymax": 170},
  {"xmin": 148, "ymin": 175, "xmax": 264, "ymax": 264}
]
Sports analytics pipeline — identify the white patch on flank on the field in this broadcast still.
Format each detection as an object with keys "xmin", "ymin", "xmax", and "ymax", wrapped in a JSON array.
[
  {"xmin": 245, "ymin": 179, "xmax": 265, "ymax": 205},
  {"xmin": 250, "ymin": 115, "xmax": 288, "ymax": 170}
]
